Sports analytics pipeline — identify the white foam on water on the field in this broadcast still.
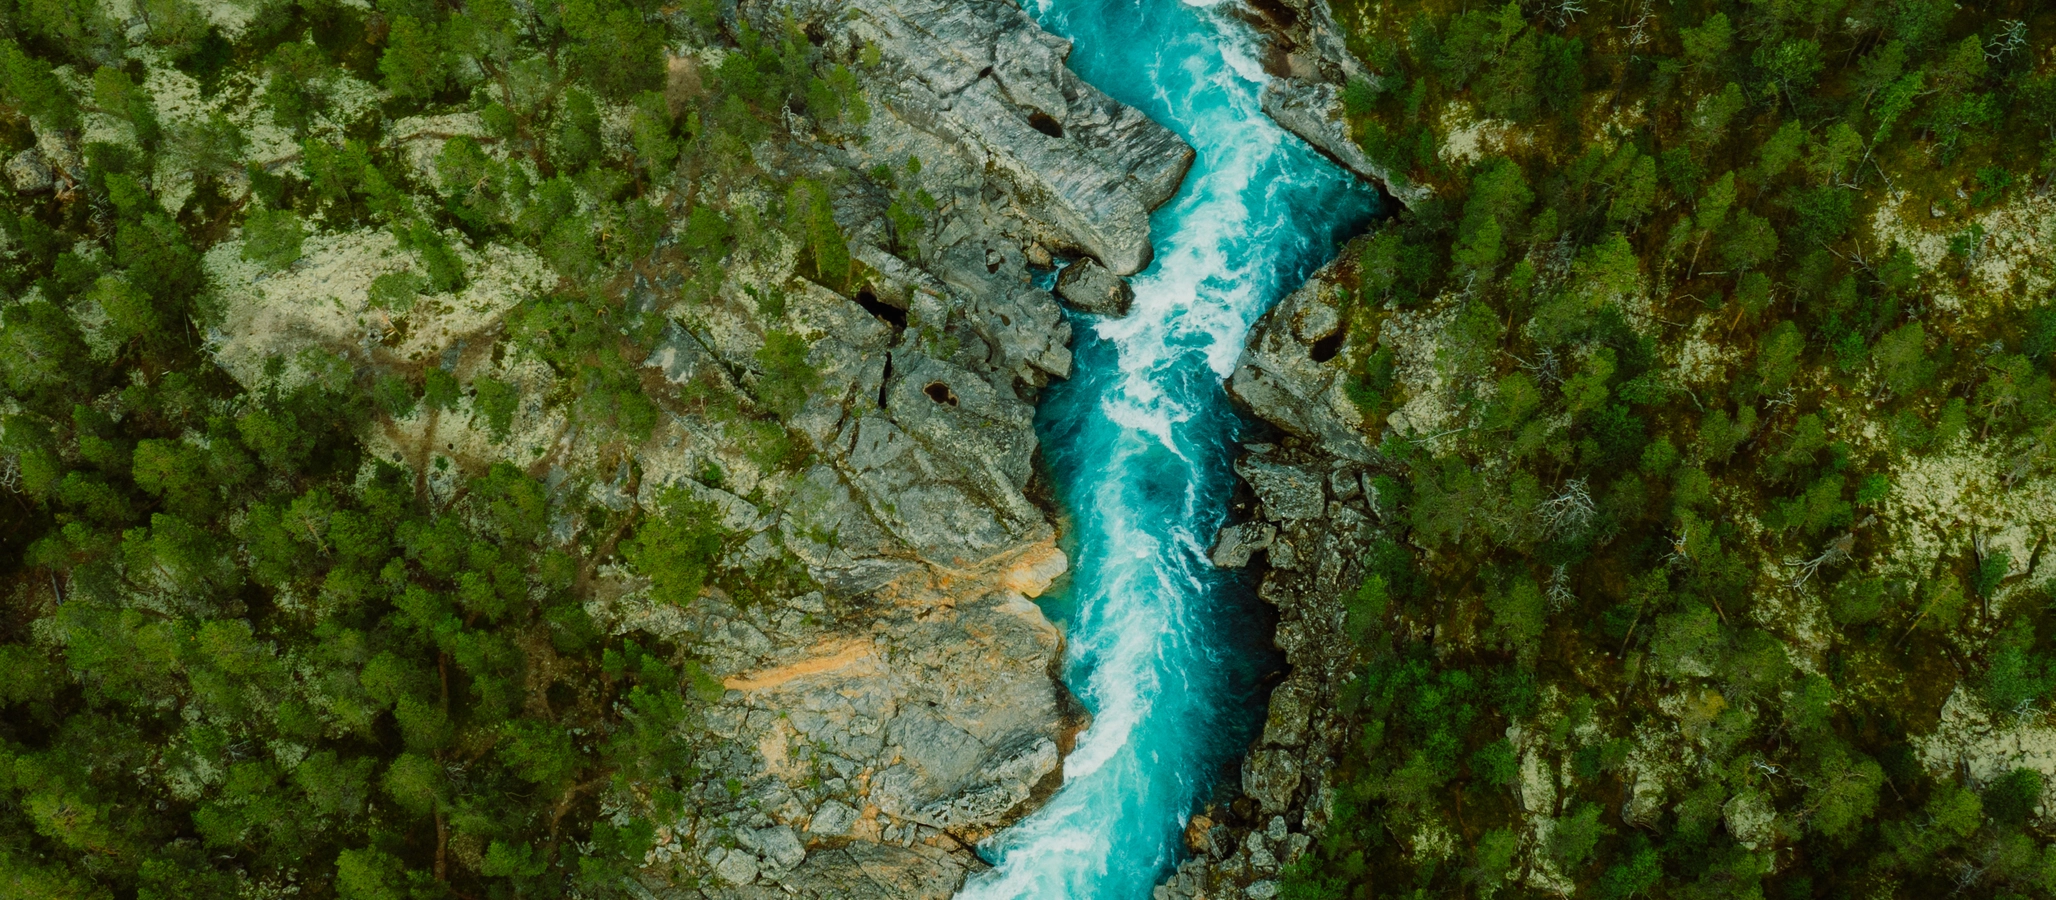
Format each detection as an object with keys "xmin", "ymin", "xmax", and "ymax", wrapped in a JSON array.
[{"xmin": 958, "ymin": 1, "xmax": 1376, "ymax": 897}]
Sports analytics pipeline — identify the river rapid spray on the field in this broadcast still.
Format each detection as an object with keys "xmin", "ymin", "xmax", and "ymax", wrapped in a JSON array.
[{"xmin": 958, "ymin": 1, "xmax": 1379, "ymax": 897}]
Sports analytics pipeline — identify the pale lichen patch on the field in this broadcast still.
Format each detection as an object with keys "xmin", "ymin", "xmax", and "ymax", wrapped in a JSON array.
[
  {"xmin": 1671, "ymin": 312, "xmax": 1737, "ymax": 388},
  {"xmin": 1438, "ymin": 103, "xmax": 1520, "ymax": 168},
  {"xmin": 1869, "ymin": 190, "xmax": 2056, "ymax": 313},
  {"xmin": 391, "ymin": 112, "xmax": 495, "ymax": 182},
  {"xmin": 1917, "ymin": 687, "xmax": 2056, "ymax": 820},
  {"xmin": 1379, "ymin": 302, "xmax": 1462, "ymax": 449},
  {"xmin": 1873, "ymin": 444, "xmax": 2055, "ymax": 587},
  {"xmin": 191, "ymin": 0, "xmax": 262, "ymax": 38},
  {"xmin": 204, "ymin": 227, "xmax": 554, "ymax": 388}
]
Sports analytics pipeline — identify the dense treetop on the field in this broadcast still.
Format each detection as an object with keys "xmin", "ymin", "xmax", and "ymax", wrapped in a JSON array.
[{"xmin": 1278, "ymin": 1, "xmax": 2056, "ymax": 897}]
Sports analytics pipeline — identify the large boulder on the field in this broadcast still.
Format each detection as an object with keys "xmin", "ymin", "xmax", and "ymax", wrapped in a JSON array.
[{"xmin": 1054, "ymin": 257, "xmax": 1133, "ymax": 317}]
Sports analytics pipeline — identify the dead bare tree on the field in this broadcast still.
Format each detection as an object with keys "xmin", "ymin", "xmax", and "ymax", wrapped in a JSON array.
[
  {"xmin": 1540, "ymin": 0, "xmax": 1587, "ymax": 29},
  {"xmin": 1547, "ymin": 563, "xmax": 1576, "ymax": 608},
  {"xmin": 1988, "ymin": 20, "xmax": 2028, "ymax": 60},
  {"xmin": 1620, "ymin": 1, "xmax": 1654, "ymax": 49},
  {"xmin": 1786, "ymin": 532, "xmax": 1855, "ymax": 588},
  {"xmin": 1539, "ymin": 478, "xmax": 1595, "ymax": 538}
]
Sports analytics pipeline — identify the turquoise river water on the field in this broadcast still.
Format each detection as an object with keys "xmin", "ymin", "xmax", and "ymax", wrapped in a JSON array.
[{"xmin": 959, "ymin": 1, "xmax": 1380, "ymax": 897}]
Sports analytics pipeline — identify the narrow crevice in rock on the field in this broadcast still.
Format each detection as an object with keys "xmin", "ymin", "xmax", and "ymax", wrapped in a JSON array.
[
  {"xmin": 855, "ymin": 285, "xmax": 909, "ymax": 335},
  {"xmin": 877, "ymin": 352, "xmax": 894, "ymax": 410}
]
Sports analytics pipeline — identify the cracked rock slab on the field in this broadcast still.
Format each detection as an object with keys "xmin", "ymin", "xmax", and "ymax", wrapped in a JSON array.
[{"xmin": 744, "ymin": 0, "xmax": 1192, "ymax": 274}]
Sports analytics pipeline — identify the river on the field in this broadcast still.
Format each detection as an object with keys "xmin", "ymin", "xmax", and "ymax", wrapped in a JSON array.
[{"xmin": 958, "ymin": 1, "xmax": 1380, "ymax": 897}]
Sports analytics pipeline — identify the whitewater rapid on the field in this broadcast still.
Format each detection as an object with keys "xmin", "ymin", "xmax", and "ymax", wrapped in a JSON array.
[{"xmin": 958, "ymin": 1, "xmax": 1378, "ymax": 898}]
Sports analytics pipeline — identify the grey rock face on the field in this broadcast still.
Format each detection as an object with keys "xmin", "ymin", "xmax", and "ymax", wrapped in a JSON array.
[
  {"xmin": 743, "ymin": 0, "xmax": 1193, "ymax": 274},
  {"xmin": 645, "ymin": 321, "xmax": 732, "ymax": 391},
  {"xmin": 1242, "ymin": 749, "xmax": 1303, "ymax": 815},
  {"xmin": 1054, "ymin": 257, "xmax": 1134, "ymax": 317},
  {"xmin": 742, "ymin": 825, "xmax": 808, "ymax": 872},
  {"xmin": 775, "ymin": 841, "xmax": 977, "ymax": 900},
  {"xmin": 779, "ymin": 465, "xmax": 925, "ymax": 596},
  {"xmin": 1210, "ymin": 521, "xmax": 1276, "ymax": 568},
  {"xmin": 689, "ymin": 564, "xmax": 1069, "ymax": 894},
  {"xmin": 1259, "ymin": 677, "xmax": 1315, "ymax": 748},
  {"xmin": 1227, "ymin": 251, "xmax": 1381, "ymax": 462},
  {"xmin": 964, "ymin": 284, "xmax": 1075, "ymax": 384},
  {"xmin": 808, "ymin": 800, "xmax": 861, "ymax": 837},
  {"xmin": 801, "ymin": 343, "xmax": 1047, "ymax": 568},
  {"xmin": 713, "ymin": 848, "xmax": 761, "ymax": 886}
]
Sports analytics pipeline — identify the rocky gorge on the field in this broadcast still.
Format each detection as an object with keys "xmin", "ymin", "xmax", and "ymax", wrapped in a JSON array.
[
  {"xmin": 591, "ymin": 0, "xmax": 1392, "ymax": 894},
  {"xmin": 22, "ymin": 0, "xmax": 1207, "ymax": 894},
  {"xmin": 570, "ymin": 0, "xmax": 1201, "ymax": 894},
  {"xmin": 635, "ymin": 1, "xmax": 1391, "ymax": 896},
  {"xmin": 0, "ymin": 0, "xmax": 1498, "ymax": 893},
  {"xmin": 27, "ymin": 0, "xmax": 2051, "ymax": 895}
]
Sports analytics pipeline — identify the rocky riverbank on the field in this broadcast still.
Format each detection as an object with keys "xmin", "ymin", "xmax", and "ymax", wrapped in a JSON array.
[
  {"xmin": 615, "ymin": 1, "xmax": 1195, "ymax": 895},
  {"xmin": 1134, "ymin": 5, "xmax": 1399, "ymax": 897},
  {"xmin": 1231, "ymin": 0, "xmax": 1427, "ymax": 208},
  {"xmin": 1151, "ymin": 244, "xmax": 1386, "ymax": 900}
]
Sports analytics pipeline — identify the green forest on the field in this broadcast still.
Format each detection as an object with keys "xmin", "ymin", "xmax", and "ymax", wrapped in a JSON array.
[
  {"xmin": 0, "ymin": 0, "xmax": 865, "ymax": 896},
  {"xmin": 1279, "ymin": 0, "xmax": 2056, "ymax": 898}
]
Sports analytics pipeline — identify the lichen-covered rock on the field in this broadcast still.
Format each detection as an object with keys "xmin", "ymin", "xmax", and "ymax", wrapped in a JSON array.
[
  {"xmin": 1723, "ymin": 789, "xmax": 1776, "ymax": 851},
  {"xmin": 1259, "ymin": 677, "xmax": 1316, "ymax": 748},
  {"xmin": 1918, "ymin": 687, "xmax": 2056, "ymax": 818},
  {"xmin": 4, "ymin": 148, "xmax": 52, "ymax": 193},
  {"xmin": 1242, "ymin": 749, "xmax": 1303, "ymax": 815}
]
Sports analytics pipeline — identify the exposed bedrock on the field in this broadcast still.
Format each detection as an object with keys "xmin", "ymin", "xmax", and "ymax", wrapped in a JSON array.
[
  {"xmin": 1054, "ymin": 257, "xmax": 1134, "ymax": 318},
  {"xmin": 740, "ymin": 0, "xmax": 1193, "ymax": 276},
  {"xmin": 1227, "ymin": 250, "xmax": 1383, "ymax": 463},
  {"xmin": 635, "ymin": 2, "xmax": 1199, "ymax": 896}
]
